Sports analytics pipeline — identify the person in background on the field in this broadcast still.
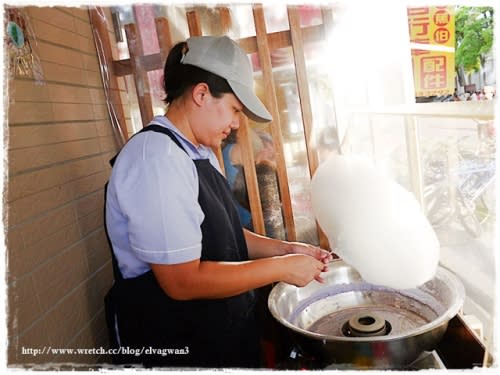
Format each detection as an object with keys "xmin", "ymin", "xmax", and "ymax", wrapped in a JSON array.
[
  {"xmin": 222, "ymin": 127, "xmax": 285, "ymax": 238},
  {"xmin": 221, "ymin": 128, "xmax": 263, "ymax": 229},
  {"xmin": 255, "ymin": 129, "xmax": 277, "ymax": 166},
  {"xmin": 104, "ymin": 35, "xmax": 331, "ymax": 369}
]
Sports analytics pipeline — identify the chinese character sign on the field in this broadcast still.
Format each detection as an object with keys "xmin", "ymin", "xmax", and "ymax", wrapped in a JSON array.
[{"xmin": 408, "ymin": 6, "xmax": 455, "ymax": 97}]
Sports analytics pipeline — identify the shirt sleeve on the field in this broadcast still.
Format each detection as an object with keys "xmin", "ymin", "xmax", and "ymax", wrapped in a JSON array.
[{"xmin": 113, "ymin": 131, "xmax": 204, "ymax": 265}]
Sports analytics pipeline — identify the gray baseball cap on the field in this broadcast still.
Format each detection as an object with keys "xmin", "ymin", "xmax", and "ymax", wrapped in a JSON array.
[{"xmin": 181, "ymin": 36, "xmax": 272, "ymax": 123}]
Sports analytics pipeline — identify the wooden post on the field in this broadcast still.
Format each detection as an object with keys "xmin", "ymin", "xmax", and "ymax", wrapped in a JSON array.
[
  {"xmin": 218, "ymin": 7, "xmax": 232, "ymax": 34},
  {"xmin": 88, "ymin": 7, "xmax": 129, "ymax": 145},
  {"xmin": 124, "ymin": 23, "xmax": 154, "ymax": 128},
  {"xmin": 239, "ymin": 116, "xmax": 266, "ymax": 235},
  {"xmin": 187, "ymin": 10, "xmax": 202, "ymax": 36},
  {"xmin": 287, "ymin": 6, "xmax": 319, "ymax": 177},
  {"xmin": 253, "ymin": 4, "xmax": 297, "ymax": 241},
  {"xmin": 155, "ymin": 17, "xmax": 173, "ymax": 65},
  {"xmin": 288, "ymin": 6, "xmax": 330, "ymax": 249}
]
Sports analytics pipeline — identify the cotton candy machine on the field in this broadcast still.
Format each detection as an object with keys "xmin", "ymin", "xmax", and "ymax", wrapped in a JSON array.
[{"xmin": 268, "ymin": 259, "xmax": 465, "ymax": 369}]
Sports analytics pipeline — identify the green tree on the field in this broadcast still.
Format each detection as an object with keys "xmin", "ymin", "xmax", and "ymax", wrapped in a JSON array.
[{"xmin": 455, "ymin": 6, "xmax": 494, "ymax": 84}]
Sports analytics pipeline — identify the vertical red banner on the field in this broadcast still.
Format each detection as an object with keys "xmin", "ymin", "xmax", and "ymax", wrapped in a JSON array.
[{"xmin": 408, "ymin": 6, "xmax": 455, "ymax": 97}]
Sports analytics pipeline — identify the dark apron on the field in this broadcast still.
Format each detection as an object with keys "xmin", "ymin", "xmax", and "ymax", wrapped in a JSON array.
[{"xmin": 104, "ymin": 125, "xmax": 261, "ymax": 368}]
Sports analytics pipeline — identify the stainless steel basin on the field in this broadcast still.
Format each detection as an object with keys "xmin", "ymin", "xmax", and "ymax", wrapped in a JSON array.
[{"xmin": 268, "ymin": 259, "xmax": 465, "ymax": 368}]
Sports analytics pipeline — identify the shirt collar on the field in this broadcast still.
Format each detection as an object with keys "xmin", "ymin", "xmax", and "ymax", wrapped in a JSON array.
[{"xmin": 149, "ymin": 115, "xmax": 213, "ymax": 159}]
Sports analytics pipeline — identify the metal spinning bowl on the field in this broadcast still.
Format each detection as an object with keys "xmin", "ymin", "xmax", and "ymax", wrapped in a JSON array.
[{"xmin": 268, "ymin": 259, "xmax": 465, "ymax": 369}]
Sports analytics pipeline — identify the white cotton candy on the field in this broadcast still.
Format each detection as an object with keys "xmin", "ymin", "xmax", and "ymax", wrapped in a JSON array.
[{"xmin": 311, "ymin": 154, "xmax": 440, "ymax": 289}]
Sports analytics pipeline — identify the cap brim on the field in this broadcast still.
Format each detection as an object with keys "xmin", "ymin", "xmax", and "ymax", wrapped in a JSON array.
[{"xmin": 228, "ymin": 79, "xmax": 273, "ymax": 123}]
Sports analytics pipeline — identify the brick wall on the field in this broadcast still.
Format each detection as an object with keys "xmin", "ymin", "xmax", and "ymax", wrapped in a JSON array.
[{"xmin": 6, "ymin": 6, "xmax": 127, "ymax": 367}]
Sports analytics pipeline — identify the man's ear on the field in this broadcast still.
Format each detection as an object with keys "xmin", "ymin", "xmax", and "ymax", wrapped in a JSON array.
[{"xmin": 192, "ymin": 83, "xmax": 210, "ymax": 107}]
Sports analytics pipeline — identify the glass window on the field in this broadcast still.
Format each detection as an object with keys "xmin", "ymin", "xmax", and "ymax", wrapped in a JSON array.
[
  {"xmin": 407, "ymin": 5, "xmax": 496, "ymax": 350},
  {"xmin": 317, "ymin": 2, "xmax": 496, "ymax": 353}
]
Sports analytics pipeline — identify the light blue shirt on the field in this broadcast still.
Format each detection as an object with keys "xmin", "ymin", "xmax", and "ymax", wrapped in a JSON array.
[{"xmin": 105, "ymin": 116, "xmax": 222, "ymax": 279}]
